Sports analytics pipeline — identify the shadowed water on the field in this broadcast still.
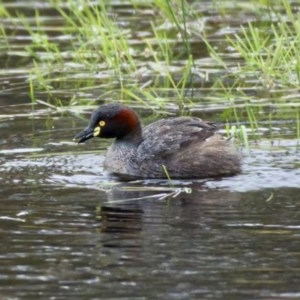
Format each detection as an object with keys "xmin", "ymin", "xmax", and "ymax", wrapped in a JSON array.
[{"xmin": 0, "ymin": 106, "xmax": 299, "ymax": 299}]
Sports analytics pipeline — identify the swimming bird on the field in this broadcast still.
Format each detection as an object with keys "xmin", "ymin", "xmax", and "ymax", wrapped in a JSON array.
[{"xmin": 74, "ymin": 103, "xmax": 241, "ymax": 179}]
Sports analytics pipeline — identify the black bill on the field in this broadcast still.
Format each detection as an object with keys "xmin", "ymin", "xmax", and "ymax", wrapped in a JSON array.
[{"xmin": 73, "ymin": 126, "xmax": 94, "ymax": 143}]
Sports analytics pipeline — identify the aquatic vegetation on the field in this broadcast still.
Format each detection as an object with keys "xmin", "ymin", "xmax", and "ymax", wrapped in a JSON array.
[{"xmin": 0, "ymin": 0, "xmax": 299, "ymax": 141}]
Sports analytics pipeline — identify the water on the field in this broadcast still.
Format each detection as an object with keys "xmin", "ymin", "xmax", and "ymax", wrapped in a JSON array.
[
  {"xmin": 1, "ymin": 1, "xmax": 300, "ymax": 299},
  {"xmin": 1, "ymin": 181, "xmax": 300, "ymax": 299},
  {"xmin": 0, "ymin": 106, "xmax": 299, "ymax": 299}
]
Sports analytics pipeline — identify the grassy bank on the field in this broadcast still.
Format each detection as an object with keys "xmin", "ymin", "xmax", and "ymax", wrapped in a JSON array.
[{"xmin": 1, "ymin": 0, "xmax": 300, "ymax": 141}]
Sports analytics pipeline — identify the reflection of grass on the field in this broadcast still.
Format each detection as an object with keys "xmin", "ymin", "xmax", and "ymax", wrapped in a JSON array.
[{"xmin": 0, "ymin": 0, "xmax": 300, "ymax": 140}]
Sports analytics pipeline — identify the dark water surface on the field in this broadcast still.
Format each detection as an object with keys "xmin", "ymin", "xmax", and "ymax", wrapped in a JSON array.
[
  {"xmin": 1, "ymin": 0, "xmax": 300, "ymax": 299},
  {"xmin": 0, "ymin": 106, "xmax": 299, "ymax": 300}
]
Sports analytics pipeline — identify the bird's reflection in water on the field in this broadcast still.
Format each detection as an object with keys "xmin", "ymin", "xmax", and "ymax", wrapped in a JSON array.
[
  {"xmin": 97, "ymin": 205, "xmax": 143, "ymax": 233},
  {"xmin": 96, "ymin": 181, "xmax": 190, "ymax": 233},
  {"xmin": 95, "ymin": 180, "xmax": 241, "ymax": 234}
]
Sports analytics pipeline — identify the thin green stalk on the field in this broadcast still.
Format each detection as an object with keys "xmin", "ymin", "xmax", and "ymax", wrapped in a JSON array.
[
  {"xmin": 240, "ymin": 125, "xmax": 249, "ymax": 151},
  {"xmin": 246, "ymin": 105, "xmax": 259, "ymax": 137},
  {"xmin": 162, "ymin": 164, "xmax": 174, "ymax": 187}
]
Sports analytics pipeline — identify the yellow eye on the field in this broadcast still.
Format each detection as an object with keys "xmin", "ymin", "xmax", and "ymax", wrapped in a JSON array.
[{"xmin": 99, "ymin": 120, "xmax": 106, "ymax": 127}]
